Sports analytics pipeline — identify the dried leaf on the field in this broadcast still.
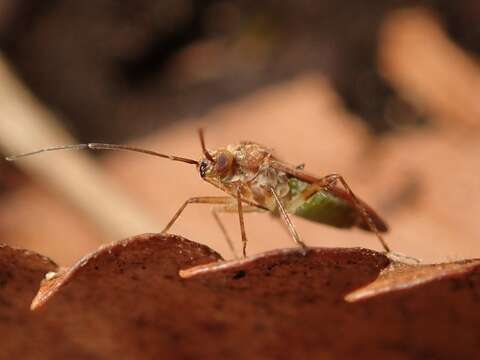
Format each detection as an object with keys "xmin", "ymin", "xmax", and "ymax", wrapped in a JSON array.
[
  {"xmin": 0, "ymin": 243, "xmax": 88, "ymax": 358},
  {"xmin": 346, "ymin": 258, "xmax": 480, "ymax": 302},
  {"xmin": 25, "ymin": 234, "xmax": 480, "ymax": 358}
]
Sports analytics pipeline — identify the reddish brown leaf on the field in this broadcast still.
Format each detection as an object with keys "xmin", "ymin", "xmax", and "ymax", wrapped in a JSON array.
[
  {"xmin": 0, "ymin": 243, "xmax": 88, "ymax": 358},
  {"xmin": 25, "ymin": 234, "xmax": 480, "ymax": 358},
  {"xmin": 346, "ymin": 258, "xmax": 480, "ymax": 302}
]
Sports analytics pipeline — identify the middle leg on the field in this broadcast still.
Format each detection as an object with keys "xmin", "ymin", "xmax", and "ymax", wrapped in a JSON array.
[{"xmin": 212, "ymin": 203, "xmax": 266, "ymax": 259}]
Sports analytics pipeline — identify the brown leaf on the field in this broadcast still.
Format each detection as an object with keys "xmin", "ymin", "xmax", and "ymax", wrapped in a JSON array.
[
  {"xmin": 25, "ymin": 234, "xmax": 480, "ymax": 358},
  {"xmin": 31, "ymin": 233, "xmax": 222, "ymax": 310},
  {"xmin": 346, "ymin": 257, "xmax": 480, "ymax": 302},
  {"xmin": 0, "ymin": 243, "xmax": 88, "ymax": 358}
]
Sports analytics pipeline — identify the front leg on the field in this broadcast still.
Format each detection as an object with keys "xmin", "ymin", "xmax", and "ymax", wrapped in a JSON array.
[
  {"xmin": 163, "ymin": 195, "xmax": 264, "ymax": 258},
  {"xmin": 236, "ymin": 187, "xmax": 248, "ymax": 258},
  {"xmin": 161, "ymin": 196, "xmax": 232, "ymax": 234}
]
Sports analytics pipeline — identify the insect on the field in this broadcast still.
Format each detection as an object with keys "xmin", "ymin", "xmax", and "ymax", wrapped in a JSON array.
[{"xmin": 5, "ymin": 129, "xmax": 390, "ymax": 258}]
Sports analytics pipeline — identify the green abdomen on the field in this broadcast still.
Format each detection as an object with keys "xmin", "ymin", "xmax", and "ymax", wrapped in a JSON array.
[{"xmin": 288, "ymin": 178, "xmax": 356, "ymax": 229}]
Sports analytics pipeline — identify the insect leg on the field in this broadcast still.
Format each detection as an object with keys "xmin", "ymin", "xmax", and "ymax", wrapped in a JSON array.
[
  {"xmin": 236, "ymin": 187, "xmax": 249, "ymax": 258},
  {"xmin": 316, "ymin": 174, "xmax": 391, "ymax": 252},
  {"xmin": 211, "ymin": 207, "xmax": 237, "ymax": 259},
  {"xmin": 212, "ymin": 204, "xmax": 265, "ymax": 260},
  {"xmin": 161, "ymin": 196, "xmax": 232, "ymax": 234},
  {"xmin": 268, "ymin": 160, "xmax": 390, "ymax": 252},
  {"xmin": 269, "ymin": 186, "xmax": 308, "ymax": 255}
]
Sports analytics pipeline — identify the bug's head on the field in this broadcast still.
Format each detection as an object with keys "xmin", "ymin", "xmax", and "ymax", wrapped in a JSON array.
[
  {"xmin": 198, "ymin": 150, "xmax": 234, "ymax": 179},
  {"xmin": 198, "ymin": 158, "xmax": 212, "ymax": 178},
  {"xmin": 197, "ymin": 129, "xmax": 235, "ymax": 180}
]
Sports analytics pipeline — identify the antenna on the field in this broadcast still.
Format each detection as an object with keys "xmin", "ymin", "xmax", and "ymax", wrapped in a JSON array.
[
  {"xmin": 198, "ymin": 129, "xmax": 214, "ymax": 162},
  {"xmin": 5, "ymin": 143, "xmax": 199, "ymax": 165}
]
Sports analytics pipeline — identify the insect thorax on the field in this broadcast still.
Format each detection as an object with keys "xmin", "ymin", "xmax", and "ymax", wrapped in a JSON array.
[
  {"xmin": 247, "ymin": 165, "xmax": 290, "ymax": 210},
  {"xmin": 206, "ymin": 143, "xmax": 290, "ymax": 210}
]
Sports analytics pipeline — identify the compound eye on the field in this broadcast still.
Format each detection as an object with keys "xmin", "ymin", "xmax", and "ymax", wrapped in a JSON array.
[
  {"xmin": 215, "ymin": 151, "xmax": 233, "ymax": 175},
  {"xmin": 199, "ymin": 160, "xmax": 208, "ymax": 178}
]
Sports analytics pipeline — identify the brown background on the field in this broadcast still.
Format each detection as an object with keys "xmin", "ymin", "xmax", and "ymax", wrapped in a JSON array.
[{"xmin": 0, "ymin": 2, "xmax": 479, "ymax": 266}]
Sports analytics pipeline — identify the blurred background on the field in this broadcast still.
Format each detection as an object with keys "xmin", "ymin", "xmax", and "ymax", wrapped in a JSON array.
[{"xmin": 0, "ymin": 1, "xmax": 479, "ymax": 265}]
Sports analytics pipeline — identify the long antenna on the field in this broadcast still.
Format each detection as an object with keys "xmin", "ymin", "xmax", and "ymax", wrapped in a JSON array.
[
  {"xmin": 5, "ymin": 143, "xmax": 199, "ymax": 165},
  {"xmin": 198, "ymin": 128, "xmax": 214, "ymax": 162}
]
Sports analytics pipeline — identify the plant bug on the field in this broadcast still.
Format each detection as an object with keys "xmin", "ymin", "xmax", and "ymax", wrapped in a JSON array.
[{"xmin": 5, "ymin": 129, "xmax": 390, "ymax": 258}]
